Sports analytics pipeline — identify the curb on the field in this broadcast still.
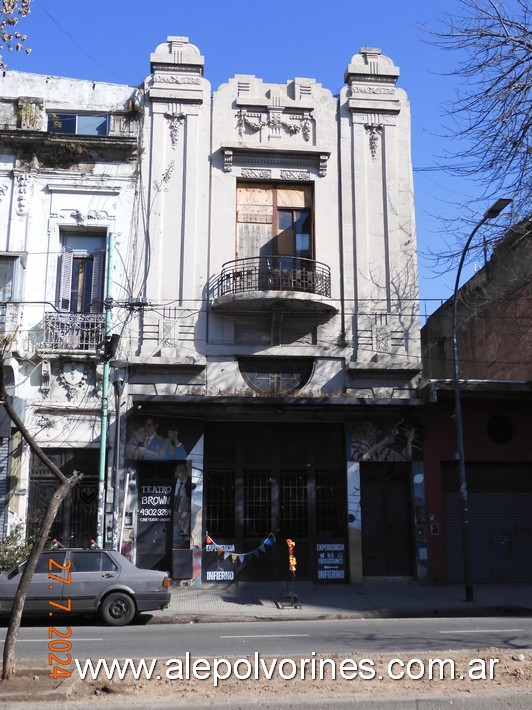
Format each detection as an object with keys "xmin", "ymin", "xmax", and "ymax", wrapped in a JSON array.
[
  {"xmin": 146, "ymin": 604, "xmax": 532, "ymax": 624},
  {"xmin": 0, "ymin": 667, "xmax": 80, "ymax": 703}
]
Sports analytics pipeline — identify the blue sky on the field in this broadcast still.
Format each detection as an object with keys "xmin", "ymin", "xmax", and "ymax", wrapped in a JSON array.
[{"xmin": 5, "ymin": 0, "xmax": 495, "ymax": 313}]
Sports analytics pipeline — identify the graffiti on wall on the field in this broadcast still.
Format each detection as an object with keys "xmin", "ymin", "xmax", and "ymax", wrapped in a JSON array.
[{"xmin": 349, "ymin": 418, "xmax": 422, "ymax": 462}]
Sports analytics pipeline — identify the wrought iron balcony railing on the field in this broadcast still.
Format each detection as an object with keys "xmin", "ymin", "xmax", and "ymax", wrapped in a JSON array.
[
  {"xmin": 40, "ymin": 312, "xmax": 105, "ymax": 352},
  {"xmin": 218, "ymin": 256, "xmax": 331, "ymax": 298}
]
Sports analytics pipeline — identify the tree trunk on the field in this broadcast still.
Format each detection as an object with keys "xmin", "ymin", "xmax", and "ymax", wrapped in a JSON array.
[
  {"xmin": 1, "ymin": 477, "xmax": 80, "ymax": 680},
  {"xmin": 0, "ymin": 360, "xmax": 83, "ymax": 679}
]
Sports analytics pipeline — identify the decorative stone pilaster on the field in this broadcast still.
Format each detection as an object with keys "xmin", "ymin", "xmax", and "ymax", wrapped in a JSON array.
[{"xmin": 15, "ymin": 173, "xmax": 33, "ymax": 215}]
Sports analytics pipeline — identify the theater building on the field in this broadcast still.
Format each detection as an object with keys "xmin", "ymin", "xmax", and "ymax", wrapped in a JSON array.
[
  {"xmin": 122, "ymin": 38, "xmax": 423, "ymax": 584},
  {"xmin": 1, "ymin": 38, "xmax": 424, "ymax": 585}
]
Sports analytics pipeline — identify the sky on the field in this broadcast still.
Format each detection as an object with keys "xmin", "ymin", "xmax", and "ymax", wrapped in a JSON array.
[{"xmin": 3, "ymin": 0, "xmax": 502, "ymax": 316}]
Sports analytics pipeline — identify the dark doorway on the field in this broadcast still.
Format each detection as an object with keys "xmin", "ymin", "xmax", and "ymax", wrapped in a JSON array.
[
  {"xmin": 204, "ymin": 422, "xmax": 347, "ymax": 582},
  {"xmin": 360, "ymin": 463, "xmax": 413, "ymax": 576},
  {"xmin": 28, "ymin": 449, "xmax": 99, "ymax": 547},
  {"xmin": 135, "ymin": 462, "xmax": 176, "ymax": 572}
]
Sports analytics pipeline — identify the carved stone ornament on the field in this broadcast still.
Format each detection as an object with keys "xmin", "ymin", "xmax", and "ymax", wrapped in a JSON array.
[
  {"xmin": 319, "ymin": 154, "xmax": 329, "ymax": 177},
  {"xmin": 0, "ymin": 182, "xmax": 9, "ymax": 202},
  {"xmin": 352, "ymin": 85, "xmax": 396, "ymax": 96},
  {"xmin": 236, "ymin": 109, "xmax": 312, "ymax": 142},
  {"xmin": 224, "ymin": 149, "xmax": 233, "ymax": 173},
  {"xmin": 16, "ymin": 173, "xmax": 33, "ymax": 215},
  {"xmin": 280, "ymin": 170, "xmax": 310, "ymax": 181},
  {"xmin": 165, "ymin": 111, "xmax": 185, "ymax": 149},
  {"xmin": 58, "ymin": 361, "xmax": 88, "ymax": 402},
  {"xmin": 70, "ymin": 209, "xmax": 111, "ymax": 225},
  {"xmin": 241, "ymin": 168, "xmax": 272, "ymax": 179},
  {"xmin": 157, "ymin": 75, "xmax": 201, "ymax": 85},
  {"xmin": 365, "ymin": 124, "xmax": 383, "ymax": 161}
]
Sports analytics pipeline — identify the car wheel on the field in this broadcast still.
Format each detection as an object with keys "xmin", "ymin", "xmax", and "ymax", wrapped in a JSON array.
[{"xmin": 100, "ymin": 592, "xmax": 136, "ymax": 626}]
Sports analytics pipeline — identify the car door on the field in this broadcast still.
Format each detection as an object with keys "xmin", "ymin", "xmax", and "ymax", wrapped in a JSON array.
[
  {"xmin": 67, "ymin": 551, "xmax": 120, "ymax": 612},
  {"xmin": 1, "ymin": 550, "xmax": 68, "ymax": 614}
]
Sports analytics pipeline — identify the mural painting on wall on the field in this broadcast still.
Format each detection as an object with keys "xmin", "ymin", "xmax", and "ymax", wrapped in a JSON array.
[
  {"xmin": 349, "ymin": 418, "xmax": 422, "ymax": 462},
  {"xmin": 124, "ymin": 416, "xmax": 204, "ymax": 575},
  {"xmin": 125, "ymin": 416, "xmax": 188, "ymax": 460}
]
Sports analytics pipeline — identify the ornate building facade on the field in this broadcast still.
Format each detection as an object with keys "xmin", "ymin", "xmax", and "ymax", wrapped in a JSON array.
[{"xmin": 1, "ymin": 38, "xmax": 424, "ymax": 585}]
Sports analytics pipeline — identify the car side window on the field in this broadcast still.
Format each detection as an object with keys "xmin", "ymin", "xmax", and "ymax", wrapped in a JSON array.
[
  {"xmin": 35, "ymin": 551, "xmax": 67, "ymax": 574},
  {"xmin": 70, "ymin": 552, "xmax": 118, "ymax": 572}
]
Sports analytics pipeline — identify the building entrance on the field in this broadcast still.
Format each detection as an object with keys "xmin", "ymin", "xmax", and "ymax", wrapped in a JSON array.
[
  {"xmin": 360, "ymin": 463, "xmax": 414, "ymax": 577},
  {"xmin": 28, "ymin": 449, "xmax": 98, "ymax": 548},
  {"xmin": 204, "ymin": 422, "xmax": 347, "ymax": 582}
]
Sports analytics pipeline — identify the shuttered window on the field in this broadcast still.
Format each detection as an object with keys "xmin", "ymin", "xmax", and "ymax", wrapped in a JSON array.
[{"xmin": 59, "ymin": 234, "xmax": 105, "ymax": 313}]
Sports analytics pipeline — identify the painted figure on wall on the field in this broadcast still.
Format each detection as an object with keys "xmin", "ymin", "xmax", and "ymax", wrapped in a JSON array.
[
  {"xmin": 173, "ymin": 463, "xmax": 192, "ymax": 545},
  {"xmin": 125, "ymin": 417, "xmax": 187, "ymax": 460},
  {"xmin": 350, "ymin": 419, "xmax": 418, "ymax": 462}
]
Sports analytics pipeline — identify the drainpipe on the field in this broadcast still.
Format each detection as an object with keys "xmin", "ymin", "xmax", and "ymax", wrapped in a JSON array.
[{"xmin": 96, "ymin": 231, "xmax": 114, "ymax": 548}]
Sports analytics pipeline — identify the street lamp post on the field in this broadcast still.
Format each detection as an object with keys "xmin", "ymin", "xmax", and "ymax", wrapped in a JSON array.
[{"xmin": 452, "ymin": 198, "xmax": 511, "ymax": 602}]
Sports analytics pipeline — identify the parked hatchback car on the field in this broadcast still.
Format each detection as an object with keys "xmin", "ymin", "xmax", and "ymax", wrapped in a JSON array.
[{"xmin": 0, "ymin": 548, "xmax": 171, "ymax": 626}]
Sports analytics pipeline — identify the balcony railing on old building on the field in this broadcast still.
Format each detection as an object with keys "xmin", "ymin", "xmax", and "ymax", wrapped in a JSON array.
[
  {"xmin": 40, "ymin": 312, "xmax": 105, "ymax": 352},
  {"xmin": 218, "ymin": 256, "xmax": 331, "ymax": 298}
]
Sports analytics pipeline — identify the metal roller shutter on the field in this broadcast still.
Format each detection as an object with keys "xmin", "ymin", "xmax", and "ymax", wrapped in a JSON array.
[{"xmin": 443, "ymin": 463, "xmax": 532, "ymax": 582}]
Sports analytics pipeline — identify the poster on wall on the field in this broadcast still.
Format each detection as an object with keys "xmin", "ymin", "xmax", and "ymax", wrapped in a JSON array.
[
  {"xmin": 316, "ymin": 542, "xmax": 346, "ymax": 582},
  {"xmin": 348, "ymin": 418, "xmax": 422, "ymax": 462},
  {"xmin": 202, "ymin": 533, "xmax": 276, "ymax": 583}
]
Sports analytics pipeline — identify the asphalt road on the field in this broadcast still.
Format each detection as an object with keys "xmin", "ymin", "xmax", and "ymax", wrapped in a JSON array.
[{"xmin": 1, "ymin": 616, "xmax": 531, "ymax": 661}]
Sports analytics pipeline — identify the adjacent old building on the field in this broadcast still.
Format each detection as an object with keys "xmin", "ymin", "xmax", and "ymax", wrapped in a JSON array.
[
  {"xmin": 420, "ymin": 220, "xmax": 532, "ymax": 583},
  {"xmin": 0, "ymin": 71, "xmax": 138, "ymax": 544},
  {"xmin": 1, "ymin": 37, "xmax": 425, "ymax": 585}
]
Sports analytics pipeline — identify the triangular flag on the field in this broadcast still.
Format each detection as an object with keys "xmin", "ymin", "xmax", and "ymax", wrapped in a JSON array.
[
  {"xmin": 231, "ymin": 554, "xmax": 237, "ymax": 563},
  {"xmin": 206, "ymin": 535, "xmax": 213, "ymax": 544},
  {"xmin": 264, "ymin": 537, "xmax": 272, "ymax": 546},
  {"xmin": 259, "ymin": 544, "xmax": 266, "ymax": 553},
  {"xmin": 238, "ymin": 555, "xmax": 245, "ymax": 563},
  {"xmin": 253, "ymin": 549, "xmax": 260, "ymax": 558}
]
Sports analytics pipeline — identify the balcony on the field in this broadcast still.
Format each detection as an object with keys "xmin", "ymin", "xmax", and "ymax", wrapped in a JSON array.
[
  {"xmin": 39, "ymin": 312, "xmax": 105, "ymax": 354},
  {"xmin": 211, "ymin": 256, "xmax": 337, "ymax": 318}
]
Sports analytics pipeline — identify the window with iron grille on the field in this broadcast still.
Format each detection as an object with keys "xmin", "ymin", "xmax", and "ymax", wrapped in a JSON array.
[
  {"xmin": 280, "ymin": 469, "xmax": 308, "ymax": 537},
  {"xmin": 316, "ymin": 470, "xmax": 345, "ymax": 536},
  {"xmin": 243, "ymin": 470, "xmax": 272, "ymax": 538},
  {"xmin": 205, "ymin": 469, "xmax": 235, "ymax": 537},
  {"xmin": 239, "ymin": 358, "xmax": 313, "ymax": 395}
]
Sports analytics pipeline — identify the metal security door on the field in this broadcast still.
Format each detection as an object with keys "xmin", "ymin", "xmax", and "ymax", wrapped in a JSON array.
[
  {"xmin": 204, "ymin": 422, "xmax": 346, "ymax": 582},
  {"xmin": 28, "ymin": 450, "xmax": 98, "ymax": 546},
  {"xmin": 361, "ymin": 463, "xmax": 413, "ymax": 576}
]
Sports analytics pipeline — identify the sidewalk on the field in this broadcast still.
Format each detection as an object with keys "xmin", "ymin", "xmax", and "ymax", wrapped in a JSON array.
[{"xmin": 154, "ymin": 580, "xmax": 532, "ymax": 622}]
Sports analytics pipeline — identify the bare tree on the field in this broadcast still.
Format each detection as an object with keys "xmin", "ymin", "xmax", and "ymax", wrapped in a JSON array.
[
  {"xmin": 0, "ymin": 358, "xmax": 82, "ymax": 680},
  {"xmin": 423, "ymin": 0, "xmax": 531, "ymax": 269},
  {"xmin": 0, "ymin": 0, "xmax": 31, "ymax": 69}
]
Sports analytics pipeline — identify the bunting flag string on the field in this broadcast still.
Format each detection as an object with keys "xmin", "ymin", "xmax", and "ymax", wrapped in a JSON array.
[{"xmin": 205, "ymin": 531, "xmax": 276, "ymax": 565}]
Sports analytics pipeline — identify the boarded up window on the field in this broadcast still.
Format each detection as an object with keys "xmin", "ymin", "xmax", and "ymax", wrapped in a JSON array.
[{"xmin": 236, "ymin": 182, "xmax": 313, "ymax": 260}]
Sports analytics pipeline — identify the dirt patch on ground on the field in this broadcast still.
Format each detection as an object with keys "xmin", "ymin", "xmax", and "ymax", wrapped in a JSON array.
[{"xmin": 1, "ymin": 647, "xmax": 531, "ymax": 704}]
